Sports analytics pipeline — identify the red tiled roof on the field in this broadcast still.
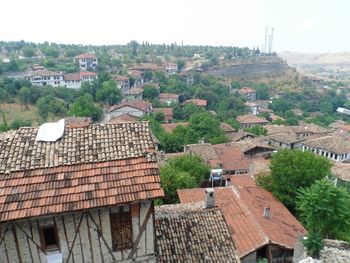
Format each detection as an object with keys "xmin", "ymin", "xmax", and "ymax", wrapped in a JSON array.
[
  {"xmin": 161, "ymin": 122, "xmax": 189, "ymax": 133},
  {"xmin": 178, "ymin": 176, "xmax": 307, "ymax": 257},
  {"xmin": 159, "ymin": 93, "xmax": 180, "ymax": 100},
  {"xmin": 213, "ymin": 144, "xmax": 249, "ymax": 171},
  {"xmin": 80, "ymin": 71, "xmax": 97, "ymax": 77},
  {"xmin": 113, "ymin": 75, "xmax": 129, "ymax": 81},
  {"xmin": 74, "ymin": 53, "xmax": 96, "ymax": 59},
  {"xmin": 236, "ymin": 115, "xmax": 269, "ymax": 124},
  {"xmin": 63, "ymin": 73, "xmax": 80, "ymax": 81},
  {"xmin": 108, "ymin": 114, "xmax": 139, "ymax": 123},
  {"xmin": 0, "ymin": 156, "xmax": 163, "ymax": 222},
  {"xmin": 129, "ymin": 70, "xmax": 142, "ymax": 77},
  {"xmin": 184, "ymin": 99, "xmax": 207, "ymax": 107},
  {"xmin": 154, "ymin": 108, "xmax": 173, "ymax": 117},
  {"xmin": 109, "ymin": 100, "xmax": 152, "ymax": 112},
  {"xmin": 238, "ymin": 87, "xmax": 256, "ymax": 94}
]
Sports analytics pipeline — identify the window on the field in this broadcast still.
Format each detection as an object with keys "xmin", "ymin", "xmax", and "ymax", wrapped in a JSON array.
[
  {"xmin": 110, "ymin": 208, "xmax": 133, "ymax": 251},
  {"xmin": 39, "ymin": 225, "xmax": 60, "ymax": 251}
]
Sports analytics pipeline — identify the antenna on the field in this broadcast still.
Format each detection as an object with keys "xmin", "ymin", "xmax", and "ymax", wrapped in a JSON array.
[{"xmin": 264, "ymin": 26, "xmax": 268, "ymax": 53}]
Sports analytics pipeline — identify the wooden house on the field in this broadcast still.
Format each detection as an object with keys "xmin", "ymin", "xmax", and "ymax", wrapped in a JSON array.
[{"xmin": 0, "ymin": 121, "xmax": 163, "ymax": 263}]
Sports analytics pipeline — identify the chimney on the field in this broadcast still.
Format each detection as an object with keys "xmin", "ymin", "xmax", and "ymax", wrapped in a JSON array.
[
  {"xmin": 263, "ymin": 206, "xmax": 270, "ymax": 219},
  {"xmin": 205, "ymin": 188, "xmax": 215, "ymax": 209}
]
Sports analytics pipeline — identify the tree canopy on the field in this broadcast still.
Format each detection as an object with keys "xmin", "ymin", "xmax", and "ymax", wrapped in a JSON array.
[
  {"xmin": 68, "ymin": 94, "xmax": 102, "ymax": 121},
  {"xmin": 257, "ymin": 149, "xmax": 332, "ymax": 213},
  {"xmin": 159, "ymin": 155, "xmax": 210, "ymax": 204}
]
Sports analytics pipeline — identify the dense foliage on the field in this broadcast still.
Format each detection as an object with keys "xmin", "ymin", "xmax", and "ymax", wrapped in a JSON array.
[
  {"xmin": 159, "ymin": 155, "xmax": 210, "ymax": 204},
  {"xmin": 257, "ymin": 149, "xmax": 332, "ymax": 213}
]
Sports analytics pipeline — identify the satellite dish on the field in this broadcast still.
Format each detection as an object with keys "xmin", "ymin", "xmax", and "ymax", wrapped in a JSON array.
[{"xmin": 35, "ymin": 119, "xmax": 65, "ymax": 142}]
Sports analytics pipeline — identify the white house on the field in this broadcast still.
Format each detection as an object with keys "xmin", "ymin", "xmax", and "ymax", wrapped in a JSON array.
[
  {"xmin": 108, "ymin": 100, "xmax": 153, "ymax": 120},
  {"xmin": 163, "ymin": 63, "xmax": 178, "ymax": 75},
  {"xmin": 74, "ymin": 53, "xmax": 98, "ymax": 71},
  {"xmin": 302, "ymin": 135, "xmax": 350, "ymax": 162},
  {"xmin": 25, "ymin": 67, "xmax": 64, "ymax": 87},
  {"xmin": 63, "ymin": 72, "xmax": 98, "ymax": 89}
]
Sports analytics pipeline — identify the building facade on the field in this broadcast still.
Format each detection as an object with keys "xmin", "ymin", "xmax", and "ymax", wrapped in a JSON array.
[{"xmin": 74, "ymin": 53, "xmax": 98, "ymax": 71}]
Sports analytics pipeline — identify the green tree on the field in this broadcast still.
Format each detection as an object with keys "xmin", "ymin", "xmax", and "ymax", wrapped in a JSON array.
[
  {"xmin": 69, "ymin": 94, "xmax": 102, "ymax": 121},
  {"xmin": 96, "ymin": 80, "xmax": 122, "ymax": 105},
  {"xmin": 154, "ymin": 111, "xmax": 165, "ymax": 122},
  {"xmin": 183, "ymin": 103, "xmax": 203, "ymax": 120},
  {"xmin": 10, "ymin": 119, "xmax": 32, "ymax": 130},
  {"xmin": 18, "ymin": 86, "xmax": 31, "ymax": 110},
  {"xmin": 143, "ymin": 85, "xmax": 159, "ymax": 100},
  {"xmin": 245, "ymin": 125, "xmax": 267, "ymax": 136},
  {"xmin": 188, "ymin": 112, "xmax": 227, "ymax": 144},
  {"xmin": 159, "ymin": 155, "xmax": 210, "ymax": 204},
  {"xmin": 297, "ymin": 180, "xmax": 350, "ymax": 256},
  {"xmin": 257, "ymin": 149, "xmax": 332, "ymax": 213},
  {"xmin": 23, "ymin": 47, "xmax": 35, "ymax": 58},
  {"xmin": 36, "ymin": 95, "xmax": 54, "ymax": 121},
  {"xmin": 176, "ymin": 60, "xmax": 186, "ymax": 71}
]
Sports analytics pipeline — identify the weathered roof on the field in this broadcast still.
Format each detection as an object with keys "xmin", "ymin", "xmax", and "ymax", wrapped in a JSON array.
[
  {"xmin": 332, "ymin": 163, "xmax": 350, "ymax": 182},
  {"xmin": 184, "ymin": 99, "xmax": 207, "ymax": 107},
  {"xmin": 268, "ymin": 132, "xmax": 301, "ymax": 144},
  {"xmin": 229, "ymin": 132, "xmax": 256, "ymax": 142},
  {"xmin": 108, "ymin": 100, "xmax": 152, "ymax": 112},
  {"xmin": 0, "ymin": 155, "xmax": 163, "ymax": 222},
  {"xmin": 303, "ymin": 135, "xmax": 350, "ymax": 154},
  {"xmin": 213, "ymin": 144, "xmax": 249, "ymax": 171},
  {"xmin": 159, "ymin": 93, "xmax": 180, "ymax": 100},
  {"xmin": 155, "ymin": 202, "xmax": 240, "ymax": 263},
  {"xmin": 320, "ymin": 239, "xmax": 350, "ymax": 262},
  {"xmin": 0, "ymin": 122, "xmax": 154, "ymax": 174},
  {"xmin": 185, "ymin": 143, "xmax": 217, "ymax": 163},
  {"xmin": 63, "ymin": 72, "xmax": 80, "ymax": 81},
  {"xmin": 124, "ymin": 87, "xmax": 143, "ymax": 95},
  {"xmin": 231, "ymin": 139, "xmax": 276, "ymax": 153},
  {"xmin": 113, "ymin": 75, "xmax": 129, "ymax": 81},
  {"xmin": 238, "ymin": 87, "xmax": 256, "ymax": 94},
  {"xmin": 236, "ymin": 115, "xmax": 269, "ymax": 124},
  {"xmin": 80, "ymin": 71, "xmax": 97, "ymax": 77},
  {"xmin": 108, "ymin": 114, "xmax": 139, "ymax": 123},
  {"xmin": 161, "ymin": 122, "xmax": 188, "ymax": 133},
  {"xmin": 154, "ymin": 108, "xmax": 173, "ymax": 117},
  {"xmin": 220, "ymin": 123, "xmax": 236, "ymax": 133},
  {"xmin": 178, "ymin": 176, "xmax": 307, "ymax": 257},
  {"xmin": 74, "ymin": 53, "xmax": 96, "ymax": 59}
]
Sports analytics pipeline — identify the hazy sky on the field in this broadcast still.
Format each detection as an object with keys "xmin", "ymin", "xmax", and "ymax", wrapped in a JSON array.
[{"xmin": 1, "ymin": 0, "xmax": 349, "ymax": 53}]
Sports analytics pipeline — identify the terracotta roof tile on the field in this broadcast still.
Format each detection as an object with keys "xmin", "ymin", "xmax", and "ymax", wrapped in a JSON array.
[
  {"xmin": 236, "ymin": 115, "xmax": 269, "ymax": 124},
  {"xmin": 74, "ymin": 53, "xmax": 96, "ymax": 59},
  {"xmin": 161, "ymin": 122, "xmax": 188, "ymax": 133},
  {"xmin": 184, "ymin": 99, "xmax": 207, "ymax": 107},
  {"xmin": 108, "ymin": 100, "xmax": 152, "ymax": 112},
  {"xmin": 178, "ymin": 176, "xmax": 306, "ymax": 257},
  {"xmin": 238, "ymin": 87, "xmax": 256, "ymax": 94},
  {"xmin": 158, "ymin": 93, "xmax": 180, "ymax": 99},
  {"xmin": 155, "ymin": 202, "xmax": 240, "ymax": 262}
]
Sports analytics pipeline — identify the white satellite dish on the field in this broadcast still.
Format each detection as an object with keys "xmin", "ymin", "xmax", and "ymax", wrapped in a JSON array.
[{"xmin": 35, "ymin": 119, "xmax": 65, "ymax": 142}]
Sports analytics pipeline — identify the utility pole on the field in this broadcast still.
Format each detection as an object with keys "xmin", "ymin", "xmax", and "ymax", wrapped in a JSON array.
[
  {"xmin": 269, "ymin": 28, "xmax": 274, "ymax": 54},
  {"xmin": 264, "ymin": 26, "xmax": 268, "ymax": 53}
]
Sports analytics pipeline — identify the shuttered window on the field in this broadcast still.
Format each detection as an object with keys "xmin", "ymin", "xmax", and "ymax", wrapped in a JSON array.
[{"xmin": 110, "ymin": 210, "xmax": 133, "ymax": 251}]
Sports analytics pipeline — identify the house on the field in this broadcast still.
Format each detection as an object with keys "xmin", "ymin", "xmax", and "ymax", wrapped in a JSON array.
[
  {"xmin": 158, "ymin": 93, "xmax": 180, "ymax": 106},
  {"xmin": 220, "ymin": 122, "xmax": 236, "ymax": 135},
  {"xmin": 130, "ymin": 63, "xmax": 160, "ymax": 73},
  {"xmin": 161, "ymin": 122, "xmax": 189, "ymax": 133},
  {"xmin": 184, "ymin": 143, "xmax": 250, "ymax": 175},
  {"xmin": 183, "ymin": 99, "xmax": 207, "ymax": 108},
  {"xmin": 124, "ymin": 87, "xmax": 143, "ymax": 101},
  {"xmin": 129, "ymin": 70, "xmax": 144, "ymax": 88},
  {"xmin": 230, "ymin": 139, "xmax": 276, "ymax": 158},
  {"xmin": 178, "ymin": 176, "xmax": 307, "ymax": 263},
  {"xmin": 0, "ymin": 121, "xmax": 164, "ymax": 263},
  {"xmin": 155, "ymin": 202, "xmax": 240, "ymax": 262},
  {"xmin": 302, "ymin": 134, "xmax": 350, "ymax": 162},
  {"xmin": 294, "ymin": 238, "xmax": 350, "ymax": 263},
  {"xmin": 267, "ymin": 132, "xmax": 304, "ymax": 150},
  {"xmin": 229, "ymin": 131, "xmax": 257, "ymax": 142},
  {"xmin": 63, "ymin": 71, "xmax": 98, "ymax": 89},
  {"xmin": 108, "ymin": 100, "xmax": 153, "ymax": 119},
  {"xmin": 25, "ymin": 66, "xmax": 64, "ymax": 87},
  {"xmin": 238, "ymin": 87, "xmax": 256, "ymax": 101},
  {"xmin": 244, "ymin": 100, "xmax": 270, "ymax": 115},
  {"xmin": 74, "ymin": 53, "xmax": 98, "ymax": 71},
  {"xmin": 236, "ymin": 115, "xmax": 269, "ymax": 130},
  {"xmin": 153, "ymin": 108, "xmax": 173, "ymax": 123},
  {"xmin": 331, "ymin": 163, "xmax": 350, "ymax": 191},
  {"xmin": 108, "ymin": 113, "xmax": 138, "ymax": 123},
  {"xmin": 163, "ymin": 62, "xmax": 178, "ymax": 75},
  {"xmin": 178, "ymin": 71, "xmax": 194, "ymax": 85},
  {"xmin": 113, "ymin": 75, "xmax": 130, "ymax": 91}
]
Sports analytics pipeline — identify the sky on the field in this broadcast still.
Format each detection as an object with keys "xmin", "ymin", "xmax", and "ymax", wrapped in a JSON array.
[{"xmin": 1, "ymin": 0, "xmax": 349, "ymax": 53}]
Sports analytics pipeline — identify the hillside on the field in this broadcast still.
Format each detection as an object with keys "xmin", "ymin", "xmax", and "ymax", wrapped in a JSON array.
[{"xmin": 207, "ymin": 56, "xmax": 295, "ymax": 83}]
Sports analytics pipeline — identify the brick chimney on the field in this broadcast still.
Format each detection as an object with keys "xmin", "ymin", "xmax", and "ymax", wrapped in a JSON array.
[{"xmin": 205, "ymin": 188, "xmax": 215, "ymax": 209}]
